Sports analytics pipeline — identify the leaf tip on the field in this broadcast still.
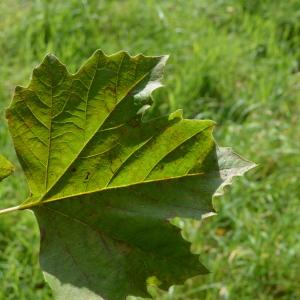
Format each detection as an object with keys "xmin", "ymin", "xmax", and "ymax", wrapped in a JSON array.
[
  {"xmin": 169, "ymin": 109, "xmax": 183, "ymax": 120},
  {"xmin": 159, "ymin": 53, "xmax": 170, "ymax": 64},
  {"xmin": 93, "ymin": 48, "xmax": 106, "ymax": 58},
  {"xmin": 44, "ymin": 53, "xmax": 60, "ymax": 64},
  {"xmin": 37, "ymin": 53, "xmax": 67, "ymax": 73}
]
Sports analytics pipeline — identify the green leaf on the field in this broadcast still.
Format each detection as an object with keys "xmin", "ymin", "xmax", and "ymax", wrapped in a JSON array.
[
  {"xmin": 0, "ymin": 154, "xmax": 14, "ymax": 182},
  {"xmin": 5, "ymin": 50, "xmax": 255, "ymax": 300}
]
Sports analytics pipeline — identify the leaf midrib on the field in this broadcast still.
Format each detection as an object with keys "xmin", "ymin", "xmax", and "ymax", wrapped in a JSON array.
[{"xmin": 22, "ymin": 173, "xmax": 205, "ymax": 210}]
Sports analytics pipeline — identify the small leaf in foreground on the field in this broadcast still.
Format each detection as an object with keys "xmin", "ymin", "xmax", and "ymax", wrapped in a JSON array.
[
  {"xmin": 0, "ymin": 154, "xmax": 14, "ymax": 182},
  {"xmin": 3, "ymin": 50, "xmax": 256, "ymax": 300}
]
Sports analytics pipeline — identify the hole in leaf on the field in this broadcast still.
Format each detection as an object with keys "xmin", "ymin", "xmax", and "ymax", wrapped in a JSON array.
[{"xmin": 84, "ymin": 172, "xmax": 90, "ymax": 180}]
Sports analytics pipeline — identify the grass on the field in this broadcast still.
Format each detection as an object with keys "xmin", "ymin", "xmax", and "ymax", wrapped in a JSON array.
[{"xmin": 0, "ymin": 0, "xmax": 299, "ymax": 299}]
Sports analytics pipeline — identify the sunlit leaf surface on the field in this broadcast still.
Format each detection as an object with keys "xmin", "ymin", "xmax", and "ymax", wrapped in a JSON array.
[{"xmin": 5, "ymin": 51, "xmax": 255, "ymax": 300}]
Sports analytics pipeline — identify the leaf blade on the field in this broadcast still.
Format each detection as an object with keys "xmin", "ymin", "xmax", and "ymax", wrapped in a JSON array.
[{"xmin": 6, "ymin": 50, "xmax": 256, "ymax": 300}]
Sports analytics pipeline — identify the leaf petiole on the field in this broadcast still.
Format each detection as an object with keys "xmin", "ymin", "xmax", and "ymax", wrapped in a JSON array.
[{"xmin": 0, "ymin": 205, "xmax": 20, "ymax": 215}]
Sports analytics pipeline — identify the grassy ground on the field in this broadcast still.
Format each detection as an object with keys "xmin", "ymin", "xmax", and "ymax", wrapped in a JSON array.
[{"xmin": 0, "ymin": 0, "xmax": 299, "ymax": 299}]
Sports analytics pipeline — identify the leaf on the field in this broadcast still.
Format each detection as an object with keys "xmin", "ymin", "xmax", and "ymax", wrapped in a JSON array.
[
  {"xmin": 0, "ymin": 154, "xmax": 14, "ymax": 182},
  {"xmin": 5, "ymin": 50, "xmax": 255, "ymax": 300}
]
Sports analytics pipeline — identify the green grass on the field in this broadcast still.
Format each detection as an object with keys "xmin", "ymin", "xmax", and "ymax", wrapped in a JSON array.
[{"xmin": 0, "ymin": 0, "xmax": 299, "ymax": 299}]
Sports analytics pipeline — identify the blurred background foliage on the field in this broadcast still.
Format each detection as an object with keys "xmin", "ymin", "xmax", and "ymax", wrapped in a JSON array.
[{"xmin": 0, "ymin": 0, "xmax": 299, "ymax": 299}]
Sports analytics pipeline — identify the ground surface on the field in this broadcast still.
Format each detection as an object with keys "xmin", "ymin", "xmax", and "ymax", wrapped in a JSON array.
[{"xmin": 0, "ymin": 1, "xmax": 299, "ymax": 299}]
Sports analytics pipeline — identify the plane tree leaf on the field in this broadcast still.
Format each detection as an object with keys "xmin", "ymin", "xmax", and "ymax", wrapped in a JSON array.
[
  {"xmin": 0, "ymin": 154, "xmax": 14, "ymax": 182},
  {"xmin": 3, "ymin": 50, "xmax": 256, "ymax": 300}
]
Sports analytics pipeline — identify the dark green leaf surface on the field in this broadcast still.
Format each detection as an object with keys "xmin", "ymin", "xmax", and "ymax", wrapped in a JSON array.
[
  {"xmin": 0, "ymin": 154, "xmax": 14, "ymax": 182},
  {"xmin": 5, "ymin": 51, "xmax": 255, "ymax": 300}
]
